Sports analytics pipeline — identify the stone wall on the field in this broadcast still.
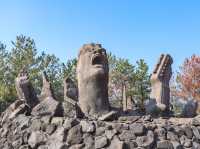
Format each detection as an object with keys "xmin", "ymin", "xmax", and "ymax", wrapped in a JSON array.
[{"xmin": 1, "ymin": 114, "xmax": 200, "ymax": 149}]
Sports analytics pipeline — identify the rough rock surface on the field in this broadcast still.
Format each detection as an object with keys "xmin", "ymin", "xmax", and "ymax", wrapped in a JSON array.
[
  {"xmin": 0, "ymin": 100, "xmax": 31, "ymax": 125},
  {"xmin": 1, "ymin": 113, "xmax": 200, "ymax": 149},
  {"xmin": 62, "ymin": 101, "xmax": 83, "ymax": 118},
  {"xmin": 182, "ymin": 99, "xmax": 198, "ymax": 117},
  {"xmin": 31, "ymin": 97, "xmax": 63, "ymax": 117}
]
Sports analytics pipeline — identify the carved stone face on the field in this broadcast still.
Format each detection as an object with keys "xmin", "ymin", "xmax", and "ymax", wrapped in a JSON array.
[
  {"xmin": 77, "ymin": 43, "xmax": 109, "ymax": 81},
  {"xmin": 77, "ymin": 43, "xmax": 110, "ymax": 118}
]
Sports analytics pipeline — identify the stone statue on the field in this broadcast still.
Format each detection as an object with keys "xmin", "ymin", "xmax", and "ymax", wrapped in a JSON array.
[
  {"xmin": 1, "ymin": 69, "xmax": 37, "ymax": 124},
  {"xmin": 39, "ymin": 71, "xmax": 55, "ymax": 100},
  {"xmin": 64, "ymin": 77, "xmax": 78, "ymax": 102},
  {"xmin": 62, "ymin": 77, "xmax": 83, "ymax": 118},
  {"xmin": 77, "ymin": 43, "xmax": 110, "ymax": 118},
  {"xmin": 150, "ymin": 54, "xmax": 173, "ymax": 111},
  {"xmin": 31, "ymin": 72, "xmax": 63, "ymax": 117},
  {"xmin": 15, "ymin": 68, "xmax": 39, "ymax": 108}
]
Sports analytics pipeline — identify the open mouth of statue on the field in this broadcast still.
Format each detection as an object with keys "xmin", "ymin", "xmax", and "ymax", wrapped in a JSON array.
[{"xmin": 92, "ymin": 54, "xmax": 104, "ymax": 67}]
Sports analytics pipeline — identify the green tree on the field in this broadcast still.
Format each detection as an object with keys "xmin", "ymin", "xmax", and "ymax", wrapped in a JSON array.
[
  {"xmin": 62, "ymin": 58, "xmax": 77, "ymax": 83},
  {"xmin": 38, "ymin": 52, "xmax": 63, "ymax": 99},
  {"xmin": 9, "ymin": 35, "xmax": 40, "ymax": 76},
  {"xmin": 108, "ymin": 53, "xmax": 150, "ymax": 109},
  {"xmin": 107, "ymin": 52, "xmax": 117, "ymax": 71},
  {"xmin": 0, "ymin": 42, "xmax": 15, "ymax": 102},
  {"xmin": 9, "ymin": 35, "xmax": 63, "ymax": 99},
  {"xmin": 9, "ymin": 35, "xmax": 41, "ymax": 93},
  {"xmin": 133, "ymin": 59, "xmax": 150, "ymax": 110},
  {"xmin": 0, "ymin": 35, "xmax": 66, "ymax": 110},
  {"xmin": 108, "ymin": 53, "xmax": 135, "ymax": 107}
]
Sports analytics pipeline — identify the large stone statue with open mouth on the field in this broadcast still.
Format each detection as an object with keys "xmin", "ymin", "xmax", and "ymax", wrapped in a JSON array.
[{"xmin": 77, "ymin": 43, "xmax": 110, "ymax": 118}]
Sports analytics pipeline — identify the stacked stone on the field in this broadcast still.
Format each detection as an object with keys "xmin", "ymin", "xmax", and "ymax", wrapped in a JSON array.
[{"xmin": 1, "ymin": 114, "xmax": 200, "ymax": 149}]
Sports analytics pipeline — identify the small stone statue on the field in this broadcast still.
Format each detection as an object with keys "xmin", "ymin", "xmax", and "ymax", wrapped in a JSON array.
[
  {"xmin": 31, "ymin": 72, "xmax": 63, "ymax": 117},
  {"xmin": 15, "ymin": 68, "xmax": 39, "ymax": 108},
  {"xmin": 64, "ymin": 77, "xmax": 78, "ymax": 102},
  {"xmin": 39, "ymin": 71, "xmax": 55, "ymax": 100},
  {"xmin": 62, "ymin": 77, "xmax": 83, "ymax": 118}
]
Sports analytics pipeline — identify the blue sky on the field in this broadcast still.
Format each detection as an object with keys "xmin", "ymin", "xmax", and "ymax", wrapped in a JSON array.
[{"xmin": 0, "ymin": 0, "xmax": 200, "ymax": 72}]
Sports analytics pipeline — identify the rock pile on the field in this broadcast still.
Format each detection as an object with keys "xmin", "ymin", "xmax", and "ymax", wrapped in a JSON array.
[{"xmin": 1, "ymin": 114, "xmax": 200, "ymax": 149}]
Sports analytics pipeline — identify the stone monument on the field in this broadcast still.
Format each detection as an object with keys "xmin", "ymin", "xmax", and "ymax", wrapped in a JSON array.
[
  {"xmin": 39, "ymin": 71, "xmax": 55, "ymax": 100},
  {"xmin": 77, "ymin": 43, "xmax": 110, "ymax": 118},
  {"xmin": 150, "ymin": 54, "xmax": 173, "ymax": 111},
  {"xmin": 15, "ymin": 68, "xmax": 39, "ymax": 108},
  {"xmin": 31, "ymin": 72, "xmax": 63, "ymax": 117},
  {"xmin": 62, "ymin": 77, "xmax": 83, "ymax": 118},
  {"xmin": 1, "ymin": 69, "xmax": 37, "ymax": 124},
  {"xmin": 64, "ymin": 77, "xmax": 78, "ymax": 102}
]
